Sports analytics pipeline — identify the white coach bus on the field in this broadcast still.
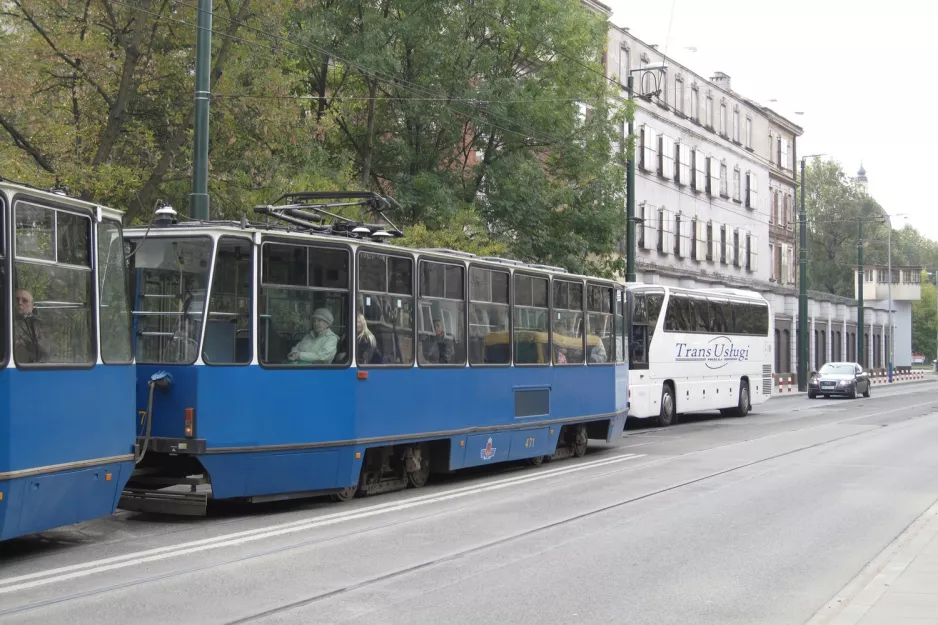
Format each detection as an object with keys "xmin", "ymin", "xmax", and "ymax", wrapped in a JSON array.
[{"xmin": 626, "ymin": 284, "xmax": 773, "ymax": 426}]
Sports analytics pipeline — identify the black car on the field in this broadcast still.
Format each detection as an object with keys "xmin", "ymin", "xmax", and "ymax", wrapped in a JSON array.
[{"xmin": 808, "ymin": 362, "xmax": 871, "ymax": 399}]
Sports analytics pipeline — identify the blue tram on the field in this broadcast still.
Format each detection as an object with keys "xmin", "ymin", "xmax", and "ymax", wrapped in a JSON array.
[
  {"xmin": 120, "ymin": 193, "xmax": 629, "ymax": 515},
  {"xmin": 0, "ymin": 181, "xmax": 136, "ymax": 540}
]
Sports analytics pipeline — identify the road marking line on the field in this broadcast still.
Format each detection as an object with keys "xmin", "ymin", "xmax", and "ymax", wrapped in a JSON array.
[{"xmin": 0, "ymin": 453, "xmax": 645, "ymax": 594}]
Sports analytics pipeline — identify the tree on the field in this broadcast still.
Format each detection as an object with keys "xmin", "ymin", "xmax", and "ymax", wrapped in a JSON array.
[
  {"xmin": 912, "ymin": 274, "xmax": 937, "ymax": 360},
  {"xmin": 288, "ymin": 0, "xmax": 627, "ymax": 275}
]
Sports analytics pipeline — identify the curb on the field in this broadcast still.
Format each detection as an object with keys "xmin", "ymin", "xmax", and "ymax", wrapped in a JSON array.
[{"xmin": 805, "ymin": 497, "xmax": 938, "ymax": 625}]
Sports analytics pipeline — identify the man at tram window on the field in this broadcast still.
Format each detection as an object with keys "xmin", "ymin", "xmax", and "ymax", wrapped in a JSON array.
[
  {"xmin": 14, "ymin": 288, "xmax": 49, "ymax": 364},
  {"xmin": 287, "ymin": 307, "xmax": 339, "ymax": 365},
  {"xmin": 422, "ymin": 317, "xmax": 455, "ymax": 364}
]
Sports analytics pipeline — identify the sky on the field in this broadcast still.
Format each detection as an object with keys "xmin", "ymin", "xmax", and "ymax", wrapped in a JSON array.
[{"xmin": 605, "ymin": 0, "xmax": 938, "ymax": 241}]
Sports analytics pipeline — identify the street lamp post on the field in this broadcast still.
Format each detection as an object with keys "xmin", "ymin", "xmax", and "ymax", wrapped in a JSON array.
[
  {"xmin": 798, "ymin": 154, "xmax": 824, "ymax": 391},
  {"xmin": 624, "ymin": 64, "xmax": 667, "ymax": 284},
  {"xmin": 625, "ymin": 74, "xmax": 636, "ymax": 283}
]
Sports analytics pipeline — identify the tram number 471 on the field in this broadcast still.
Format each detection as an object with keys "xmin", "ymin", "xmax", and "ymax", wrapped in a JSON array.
[{"xmin": 524, "ymin": 437, "xmax": 536, "ymax": 448}]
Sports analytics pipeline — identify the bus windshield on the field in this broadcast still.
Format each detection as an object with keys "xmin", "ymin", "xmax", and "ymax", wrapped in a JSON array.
[{"xmin": 129, "ymin": 236, "xmax": 213, "ymax": 364}]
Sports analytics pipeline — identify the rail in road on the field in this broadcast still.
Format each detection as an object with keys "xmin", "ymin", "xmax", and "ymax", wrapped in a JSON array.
[{"xmin": 2, "ymin": 381, "xmax": 938, "ymax": 624}]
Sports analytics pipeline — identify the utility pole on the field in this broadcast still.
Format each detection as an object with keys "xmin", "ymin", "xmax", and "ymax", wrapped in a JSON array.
[
  {"xmin": 798, "ymin": 158, "xmax": 808, "ymax": 390},
  {"xmin": 857, "ymin": 217, "xmax": 864, "ymax": 367},
  {"xmin": 189, "ymin": 0, "xmax": 213, "ymax": 220},
  {"xmin": 887, "ymin": 223, "xmax": 893, "ymax": 382},
  {"xmin": 625, "ymin": 74, "xmax": 636, "ymax": 283}
]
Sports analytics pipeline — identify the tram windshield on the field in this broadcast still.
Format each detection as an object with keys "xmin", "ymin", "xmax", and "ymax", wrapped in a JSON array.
[
  {"xmin": 129, "ymin": 236, "xmax": 213, "ymax": 364},
  {"xmin": 13, "ymin": 200, "xmax": 95, "ymax": 365}
]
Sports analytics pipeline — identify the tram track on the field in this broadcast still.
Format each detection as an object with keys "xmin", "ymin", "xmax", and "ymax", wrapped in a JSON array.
[{"xmin": 2, "ymin": 391, "xmax": 936, "ymax": 621}]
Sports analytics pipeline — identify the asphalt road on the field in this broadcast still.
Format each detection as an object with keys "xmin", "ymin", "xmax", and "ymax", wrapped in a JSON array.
[{"xmin": 2, "ymin": 382, "xmax": 938, "ymax": 625}]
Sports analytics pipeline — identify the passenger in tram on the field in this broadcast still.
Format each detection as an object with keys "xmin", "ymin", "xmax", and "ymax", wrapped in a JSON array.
[
  {"xmin": 422, "ymin": 317, "xmax": 455, "ymax": 364},
  {"xmin": 13, "ymin": 288, "xmax": 48, "ymax": 363},
  {"xmin": 287, "ymin": 307, "xmax": 338, "ymax": 364},
  {"xmin": 356, "ymin": 313, "xmax": 377, "ymax": 364}
]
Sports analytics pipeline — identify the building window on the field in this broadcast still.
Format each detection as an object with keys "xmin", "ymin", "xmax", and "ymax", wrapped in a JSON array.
[
  {"xmin": 706, "ymin": 221, "xmax": 713, "ymax": 261},
  {"xmin": 691, "ymin": 217, "xmax": 698, "ymax": 260},
  {"xmin": 674, "ymin": 214, "xmax": 682, "ymax": 256},
  {"xmin": 733, "ymin": 109, "xmax": 740, "ymax": 143},
  {"xmin": 706, "ymin": 94, "xmax": 713, "ymax": 128},
  {"xmin": 691, "ymin": 87, "xmax": 699, "ymax": 122},
  {"xmin": 659, "ymin": 135, "xmax": 674, "ymax": 179},
  {"xmin": 618, "ymin": 47, "xmax": 629, "ymax": 87},
  {"xmin": 771, "ymin": 189, "xmax": 778, "ymax": 224},
  {"xmin": 675, "ymin": 78, "xmax": 684, "ymax": 114},
  {"xmin": 720, "ymin": 162, "xmax": 728, "ymax": 197},
  {"xmin": 733, "ymin": 228, "xmax": 740, "ymax": 267},
  {"xmin": 641, "ymin": 125, "xmax": 656, "ymax": 171},
  {"xmin": 769, "ymin": 132, "xmax": 776, "ymax": 164},
  {"xmin": 677, "ymin": 143, "xmax": 691, "ymax": 185},
  {"xmin": 720, "ymin": 225, "xmax": 727, "ymax": 264},
  {"xmin": 693, "ymin": 150, "xmax": 706, "ymax": 192},
  {"xmin": 733, "ymin": 167, "xmax": 741, "ymax": 202},
  {"xmin": 720, "ymin": 102, "xmax": 727, "ymax": 136},
  {"xmin": 780, "ymin": 139, "xmax": 789, "ymax": 170},
  {"xmin": 787, "ymin": 246, "xmax": 795, "ymax": 283},
  {"xmin": 746, "ymin": 172, "xmax": 758, "ymax": 209},
  {"xmin": 641, "ymin": 60, "xmax": 653, "ymax": 95},
  {"xmin": 745, "ymin": 116, "xmax": 752, "ymax": 148},
  {"xmin": 769, "ymin": 243, "xmax": 776, "ymax": 280}
]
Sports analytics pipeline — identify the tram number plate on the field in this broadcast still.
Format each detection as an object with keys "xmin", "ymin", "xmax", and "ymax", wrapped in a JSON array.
[{"xmin": 524, "ymin": 437, "xmax": 536, "ymax": 448}]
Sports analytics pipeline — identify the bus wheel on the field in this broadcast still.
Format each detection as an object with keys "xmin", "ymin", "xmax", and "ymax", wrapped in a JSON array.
[
  {"xmin": 405, "ymin": 445, "xmax": 431, "ymax": 488},
  {"xmin": 732, "ymin": 381, "xmax": 750, "ymax": 417},
  {"xmin": 330, "ymin": 486, "xmax": 358, "ymax": 503},
  {"xmin": 657, "ymin": 384, "xmax": 676, "ymax": 427},
  {"xmin": 571, "ymin": 425, "xmax": 588, "ymax": 457}
]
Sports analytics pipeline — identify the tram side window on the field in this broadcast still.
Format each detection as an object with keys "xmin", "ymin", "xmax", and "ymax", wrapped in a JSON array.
[
  {"xmin": 358, "ymin": 251, "xmax": 415, "ymax": 366},
  {"xmin": 587, "ymin": 284, "xmax": 613, "ymax": 364},
  {"xmin": 553, "ymin": 279, "xmax": 584, "ymax": 364},
  {"xmin": 97, "ymin": 220, "xmax": 132, "ymax": 363},
  {"xmin": 203, "ymin": 237, "xmax": 252, "ymax": 364},
  {"xmin": 418, "ymin": 260, "xmax": 466, "ymax": 365},
  {"xmin": 513, "ymin": 273, "xmax": 549, "ymax": 365},
  {"xmin": 469, "ymin": 267, "xmax": 510, "ymax": 365},
  {"xmin": 13, "ymin": 201, "xmax": 94, "ymax": 365},
  {"xmin": 130, "ymin": 237, "xmax": 213, "ymax": 364},
  {"xmin": 615, "ymin": 289, "xmax": 625, "ymax": 364},
  {"xmin": 259, "ymin": 243, "xmax": 349, "ymax": 366}
]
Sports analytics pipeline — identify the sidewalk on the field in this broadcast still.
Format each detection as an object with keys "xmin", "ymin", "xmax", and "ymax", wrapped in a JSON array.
[{"xmin": 807, "ymin": 499, "xmax": 938, "ymax": 624}]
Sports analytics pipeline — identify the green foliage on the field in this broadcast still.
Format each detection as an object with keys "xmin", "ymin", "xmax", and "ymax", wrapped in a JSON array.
[
  {"xmin": 912, "ymin": 276, "xmax": 937, "ymax": 360},
  {"xmin": 1, "ymin": 0, "xmax": 626, "ymax": 275}
]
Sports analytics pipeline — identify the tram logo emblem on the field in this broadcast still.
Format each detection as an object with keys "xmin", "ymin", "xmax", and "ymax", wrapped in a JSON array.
[{"xmin": 481, "ymin": 438, "xmax": 496, "ymax": 460}]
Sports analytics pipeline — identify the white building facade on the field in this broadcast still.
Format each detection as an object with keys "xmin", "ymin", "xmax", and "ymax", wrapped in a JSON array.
[{"xmin": 598, "ymin": 12, "xmax": 904, "ymax": 381}]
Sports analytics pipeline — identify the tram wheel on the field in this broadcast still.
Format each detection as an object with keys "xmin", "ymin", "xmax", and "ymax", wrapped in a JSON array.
[
  {"xmin": 571, "ymin": 425, "xmax": 588, "ymax": 458},
  {"xmin": 330, "ymin": 485, "xmax": 358, "ymax": 502},
  {"xmin": 405, "ymin": 445, "xmax": 431, "ymax": 488},
  {"xmin": 527, "ymin": 455, "xmax": 545, "ymax": 466}
]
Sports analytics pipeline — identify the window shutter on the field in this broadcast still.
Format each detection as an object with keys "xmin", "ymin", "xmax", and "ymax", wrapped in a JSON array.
[
  {"xmin": 662, "ymin": 208, "xmax": 673, "ymax": 254},
  {"xmin": 749, "ymin": 235, "xmax": 758, "ymax": 272},
  {"xmin": 709, "ymin": 157, "xmax": 719, "ymax": 197},
  {"xmin": 750, "ymin": 174, "xmax": 759, "ymax": 210},
  {"xmin": 695, "ymin": 219, "xmax": 706, "ymax": 261},
  {"xmin": 647, "ymin": 204, "xmax": 657, "ymax": 250},
  {"xmin": 695, "ymin": 150, "xmax": 706, "ymax": 192}
]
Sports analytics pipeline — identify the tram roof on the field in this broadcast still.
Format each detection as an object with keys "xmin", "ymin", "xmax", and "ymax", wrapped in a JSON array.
[
  {"xmin": 0, "ymin": 179, "xmax": 125, "ymax": 223},
  {"xmin": 123, "ymin": 219, "xmax": 618, "ymax": 285}
]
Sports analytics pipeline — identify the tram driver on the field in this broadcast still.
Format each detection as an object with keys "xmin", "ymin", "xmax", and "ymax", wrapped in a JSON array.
[
  {"xmin": 14, "ymin": 288, "xmax": 49, "ymax": 363},
  {"xmin": 287, "ymin": 307, "xmax": 339, "ymax": 364}
]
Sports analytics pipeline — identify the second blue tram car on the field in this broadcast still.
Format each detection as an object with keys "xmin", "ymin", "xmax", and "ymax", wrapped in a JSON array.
[
  {"xmin": 120, "ymin": 194, "xmax": 629, "ymax": 515},
  {"xmin": 0, "ymin": 181, "xmax": 136, "ymax": 540}
]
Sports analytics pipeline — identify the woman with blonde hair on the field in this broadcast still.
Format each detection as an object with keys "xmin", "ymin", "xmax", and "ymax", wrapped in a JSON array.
[{"xmin": 357, "ymin": 313, "xmax": 376, "ymax": 364}]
